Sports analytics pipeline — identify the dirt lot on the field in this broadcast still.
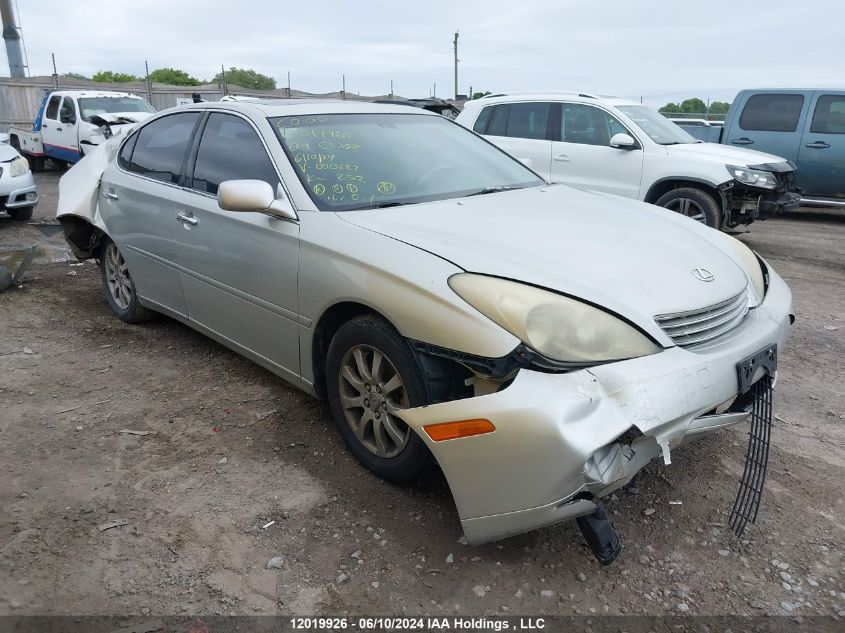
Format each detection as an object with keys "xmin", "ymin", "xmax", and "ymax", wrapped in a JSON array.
[{"xmin": 1, "ymin": 172, "xmax": 843, "ymax": 618}]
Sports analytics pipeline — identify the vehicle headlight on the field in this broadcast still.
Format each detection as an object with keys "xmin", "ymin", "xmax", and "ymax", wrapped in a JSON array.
[
  {"xmin": 448, "ymin": 274, "xmax": 660, "ymax": 364},
  {"xmin": 726, "ymin": 164, "xmax": 778, "ymax": 190},
  {"xmin": 10, "ymin": 155, "xmax": 30, "ymax": 177},
  {"xmin": 718, "ymin": 233, "xmax": 766, "ymax": 301}
]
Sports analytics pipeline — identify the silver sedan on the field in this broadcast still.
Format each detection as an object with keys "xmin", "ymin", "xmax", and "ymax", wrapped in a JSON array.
[{"xmin": 56, "ymin": 100, "xmax": 792, "ymax": 559}]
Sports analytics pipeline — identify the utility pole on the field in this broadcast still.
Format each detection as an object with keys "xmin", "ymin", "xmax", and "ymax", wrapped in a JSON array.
[
  {"xmin": 144, "ymin": 59, "xmax": 152, "ymax": 104},
  {"xmin": 51, "ymin": 52, "xmax": 58, "ymax": 89},
  {"xmin": 1, "ymin": 0, "xmax": 26, "ymax": 78},
  {"xmin": 433, "ymin": 83, "xmax": 436, "ymax": 98},
  {"xmin": 390, "ymin": 79, "xmax": 393, "ymax": 99},
  {"xmin": 342, "ymin": 74, "xmax": 346, "ymax": 99},
  {"xmin": 453, "ymin": 31, "xmax": 459, "ymax": 100},
  {"xmin": 220, "ymin": 64, "xmax": 227, "ymax": 96},
  {"xmin": 287, "ymin": 71, "xmax": 291, "ymax": 99}
]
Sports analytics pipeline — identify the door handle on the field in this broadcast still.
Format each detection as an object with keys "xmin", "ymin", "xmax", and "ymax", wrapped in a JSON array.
[
  {"xmin": 103, "ymin": 191, "xmax": 119, "ymax": 200},
  {"xmin": 804, "ymin": 141, "xmax": 831, "ymax": 149},
  {"xmin": 176, "ymin": 213, "xmax": 198, "ymax": 226},
  {"xmin": 730, "ymin": 138, "xmax": 754, "ymax": 145},
  {"xmin": 554, "ymin": 154, "xmax": 570, "ymax": 162}
]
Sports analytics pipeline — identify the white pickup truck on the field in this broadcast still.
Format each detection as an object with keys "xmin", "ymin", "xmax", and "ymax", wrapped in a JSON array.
[{"xmin": 8, "ymin": 90, "xmax": 155, "ymax": 171}]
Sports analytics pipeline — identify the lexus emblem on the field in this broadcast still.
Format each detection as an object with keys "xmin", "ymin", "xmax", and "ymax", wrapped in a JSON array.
[{"xmin": 692, "ymin": 267, "xmax": 715, "ymax": 282}]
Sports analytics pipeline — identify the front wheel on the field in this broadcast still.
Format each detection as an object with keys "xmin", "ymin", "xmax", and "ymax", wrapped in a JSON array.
[
  {"xmin": 97, "ymin": 239, "xmax": 154, "ymax": 323},
  {"xmin": 655, "ymin": 187, "xmax": 722, "ymax": 229},
  {"xmin": 326, "ymin": 315, "xmax": 434, "ymax": 483}
]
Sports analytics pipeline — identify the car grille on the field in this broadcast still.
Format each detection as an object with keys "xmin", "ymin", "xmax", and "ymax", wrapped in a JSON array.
[{"xmin": 655, "ymin": 289, "xmax": 749, "ymax": 348}]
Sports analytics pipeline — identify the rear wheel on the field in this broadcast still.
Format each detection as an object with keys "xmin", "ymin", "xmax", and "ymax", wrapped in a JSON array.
[
  {"xmin": 326, "ymin": 314, "xmax": 434, "ymax": 483},
  {"xmin": 8, "ymin": 206, "xmax": 33, "ymax": 222},
  {"xmin": 655, "ymin": 187, "xmax": 722, "ymax": 229},
  {"xmin": 97, "ymin": 239, "xmax": 154, "ymax": 323},
  {"xmin": 27, "ymin": 155, "xmax": 45, "ymax": 173}
]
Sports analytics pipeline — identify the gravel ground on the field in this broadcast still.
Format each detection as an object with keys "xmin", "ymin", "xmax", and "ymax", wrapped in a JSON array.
[{"xmin": 1, "ymin": 172, "xmax": 843, "ymax": 618}]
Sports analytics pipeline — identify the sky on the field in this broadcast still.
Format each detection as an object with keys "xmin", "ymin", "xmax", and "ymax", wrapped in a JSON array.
[{"xmin": 2, "ymin": 0, "xmax": 842, "ymax": 107}]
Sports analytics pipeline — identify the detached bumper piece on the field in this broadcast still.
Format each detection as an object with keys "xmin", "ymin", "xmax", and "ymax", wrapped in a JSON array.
[
  {"xmin": 729, "ymin": 345, "xmax": 776, "ymax": 536},
  {"xmin": 576, "ymin": 501, "xmax": 621, "ymax": 565},
  {"xmin": 758, "ymin": 191, "xmax": 800, "ymax": 217}
]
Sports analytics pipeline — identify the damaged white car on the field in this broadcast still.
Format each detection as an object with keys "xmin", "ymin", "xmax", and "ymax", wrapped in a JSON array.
[{"xmin": 56, "ymin": 101, "xmax": 793, "ymax": 562}]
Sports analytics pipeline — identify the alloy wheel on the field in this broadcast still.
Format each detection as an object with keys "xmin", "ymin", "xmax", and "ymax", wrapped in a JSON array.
[
  {"xmin": 104, "ymin": 243, "xmax": 133, "ymax": 310},
  {"xmin": 338, "ymin": 344, "xmax": 411, "ymax": 458},
  {"xmin": 667, "ymin": 197, "xmax": 706, "ymax": 223}
]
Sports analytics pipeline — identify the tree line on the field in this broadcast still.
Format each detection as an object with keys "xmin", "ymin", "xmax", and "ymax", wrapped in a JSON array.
[
  {"xmin": 660, "ymin": 97, "xmax": 731, "ymax": 116},
  {"xmin": 62, "ymin": 67, "xmax": 276, "ymax": 90}
]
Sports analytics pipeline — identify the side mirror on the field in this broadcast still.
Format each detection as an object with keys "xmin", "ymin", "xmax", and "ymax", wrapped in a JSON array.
[
  {"xmin": 609, "ymin": 133, "xmax": 637, "ymax": 149},
  {"xmin": 218, "ymin": 179, "xmax": 297, "ymax": 221},
  {"xmin": 60, "ymin": 112, "xmax": 76, "ymax": 124}
]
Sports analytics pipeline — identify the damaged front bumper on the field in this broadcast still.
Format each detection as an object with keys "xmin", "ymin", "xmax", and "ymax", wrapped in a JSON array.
[
  {"xmin": 723, "ymin": 168, "xmax": 800, "ymax": 227},
  {"xmin": 397, "ymin": 272, "xmax": 793, "ymax": 544}
]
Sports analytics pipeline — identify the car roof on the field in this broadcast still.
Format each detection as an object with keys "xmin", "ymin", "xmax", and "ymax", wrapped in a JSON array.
[
  {"xmin": 183, "ymin": 99, "xmax": 436, "ymax": 117},
  {"xmin": 464, "ymin": 92, "xmax": 642, "ymax": 108},
  {"xmin": 52, "ymin": 90, "xmax": 143, "ymax": 98}
]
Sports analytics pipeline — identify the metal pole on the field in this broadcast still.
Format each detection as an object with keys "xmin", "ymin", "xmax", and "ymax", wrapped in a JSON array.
[
  {"xmin": 287, "ymin": 71, "xmax": 291, "ymax": 99},
  {"xmin": 390, "ymin": 79, "xmax": 393, "ymax": 99},
  {"xmin": 0, "ymin": 0, "xmax": 25, "ymax": 78},
  {"xmin": 342, "ymin": 74, "xmax": 346, "ymax": 99},
  {"xmin": 221, "ymin": 64, "xmax": 227, "ymax": 96},
  {"xmin": 51, "ymin": 52, "xmax": 58, "ymax": 89},
  {"xmin": 144, "ymin": 59, "xmax": 152, "ymax": 104},
  {"xmin": 453, "ymin": 31, "xmax": 459, "ymax": 100}
]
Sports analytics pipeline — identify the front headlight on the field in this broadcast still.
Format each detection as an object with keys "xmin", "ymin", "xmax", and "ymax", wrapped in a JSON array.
[
  {"xmin": 10, "ymin": 155, "xmax": 30, "ymax": 177},
  {"xmin": 726, "ymin": 164, "xmax": 778, "ymax": 190},
  {"xmin": 718, "ymin": 233, "xmax": 766, "ymax": 302},
  {"xmin": 448, "ymin": 274, "xmax": 660, "ymax": 364}
]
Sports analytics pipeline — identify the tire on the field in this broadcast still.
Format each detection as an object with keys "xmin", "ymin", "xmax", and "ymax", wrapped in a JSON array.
[
  {"xmin": 655, "ymin": 187, "xmax": 722, "ymax": 229},
  {"xmin": 97, "ymin": 239, "xmax": 154, "ymax": 323},
  {"xmin": 8, "ymin": 206, "xmax": 33, "ymax": 222},
  {"xmin": 326, "ymin": 314, "xmax": 434, "ymax": 483},
  {"xmin": 28, "ymin": 155, "xmax": 45, "ymax": 173}
]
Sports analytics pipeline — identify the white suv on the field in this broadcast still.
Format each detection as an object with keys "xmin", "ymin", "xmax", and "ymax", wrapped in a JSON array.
[{"xmin": 456, "ymin": 92, "xmax": 799, "ymax": 229}]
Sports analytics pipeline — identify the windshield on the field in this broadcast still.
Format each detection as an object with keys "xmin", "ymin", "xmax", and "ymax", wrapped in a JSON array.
[
  {"xmin": 270, "ymin": 113, "xmax": 544, "ymax": 211},
  {"xmin": 616, "ymin": 105, "xmax": 698, "ymax": 145},
  {"xmin": 78, "ymin": 97, "xmax": 155, "ymax": 122}
]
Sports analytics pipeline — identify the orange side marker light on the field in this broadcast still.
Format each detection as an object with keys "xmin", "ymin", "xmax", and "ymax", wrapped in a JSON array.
[{"xmin": 423, "ymin": 419, "xmax": 495, "ymax": 442}]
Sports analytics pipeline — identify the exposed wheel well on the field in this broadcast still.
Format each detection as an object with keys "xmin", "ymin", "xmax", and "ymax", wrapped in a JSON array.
[
  {"xmin": 56, "ymin": 215, "xmax": 107, "ymax": 260},
  {"xmin": 644, "ymin": 179, "xmax": 724, "ymax": 208},
  {"xmin": 311, "ymin": 302, "xmax": 380, "ymax": 401},
  {"xmin": 311, "ymin": 302, "xmax": 473, "ymax": 404}
]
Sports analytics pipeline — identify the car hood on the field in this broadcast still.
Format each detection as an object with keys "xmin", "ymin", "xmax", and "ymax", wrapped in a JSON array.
[
  {"xmin": 665, "ymin": 142, "xmax": 791, "ymax": 168},
  {"xmin": 339, "ymin": 185, "xmax": 750, "ymax": 338},
  {"xmin": 0, "ymin": 143, "xmax": 21, "ymax": 162}
]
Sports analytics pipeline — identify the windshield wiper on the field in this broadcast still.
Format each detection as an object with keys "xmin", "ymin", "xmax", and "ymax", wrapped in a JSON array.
[
  {"xmin": 464, "ymin": 185, "xmax": 521, "ymax": 197},
  {"xmin": 374, "ymin": 201, "xmax": 407, "ymax": 208}
]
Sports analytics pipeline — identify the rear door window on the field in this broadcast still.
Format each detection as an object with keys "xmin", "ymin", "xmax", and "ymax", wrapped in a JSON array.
[
  {"xmin": 504, "ymin": 102, "xmax": 551, "ymax": 140},
  {"xmin": 486, "ymin": 104, "xmax": 510, "ymax": 136},
  {"xmin": 739, "ymin": 94, "xmax": 805, "ymax": 132},
  {"xmin": 190, "ymin": 113, "xmax": 280, "ymax": 195},
  {"xmin": 810, "ymin": 95, "xmax": 845, "ymax": 134},
  {"xmin": 45, "ymin": 95, "xmax": 60, "ymax": 120},
  {"xmin": 128, "ymin": 112, "xmax": 200, "ymax": 184}
]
